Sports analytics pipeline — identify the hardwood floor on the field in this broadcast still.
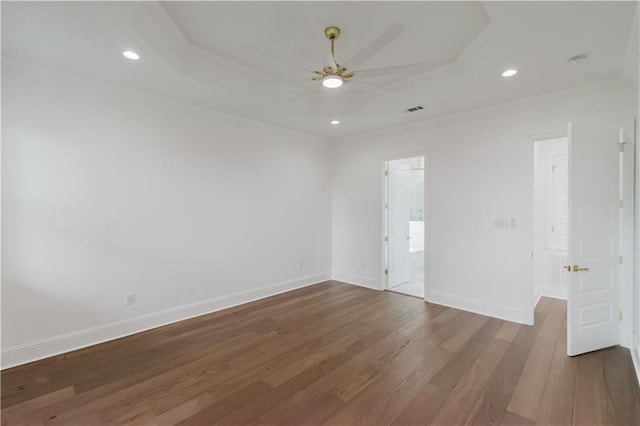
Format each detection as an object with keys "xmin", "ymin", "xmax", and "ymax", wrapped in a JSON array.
[{"xmin": 2, "ymin": 281, "xmax": 639, "ymax": 425}]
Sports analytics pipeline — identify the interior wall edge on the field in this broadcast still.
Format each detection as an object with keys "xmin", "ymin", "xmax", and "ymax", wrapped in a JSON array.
[
  {"xmin": 534, "ymin": 292, "xmax": 542, "ymax": 309},
  {"xmin": 426, "ymin": 289, "xmax": 528, "ymax": 325},
  {"xmin": 632, "ymin": 335, "xmax": 640, "ymax": 388},
  {"xmin": 538, "ymin": 285, "xmax": 568, "ymax": 301},
  {"xmin": 0, "ymin": 272, "xmax": 331, "ymax": 370},
  {"xmin": 330, "ymin": 274, "xmax": 381, "ymax": 291}
]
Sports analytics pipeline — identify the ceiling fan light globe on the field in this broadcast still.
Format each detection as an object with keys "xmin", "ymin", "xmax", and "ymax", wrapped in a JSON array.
[{"xmin": 322, "ymin": 75, "xmax": 343, "ymax": 88}]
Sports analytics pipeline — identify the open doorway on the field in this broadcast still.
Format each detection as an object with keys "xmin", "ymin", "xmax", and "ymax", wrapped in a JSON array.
[
  {"xmin": 534, "ymin": 125, "xmax": 625, "ymax": 356},
  {"xmin": 384, "ymin": 156, "xmax": 425, "ymax": 298},
  {"xmin": 533, "ymin": 137, "xmax": 569, "ymax": 303}
]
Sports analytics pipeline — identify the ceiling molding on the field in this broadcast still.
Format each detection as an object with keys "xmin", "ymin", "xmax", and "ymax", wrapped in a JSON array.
[
  {"xmin": 132, "ymin": 2, "xmax": 272, "ymax": 85},
  {"xmin": 390, "ymin": 13, "xmax": 498, "ymax": 90},
  {"xmin": 335, "ymin": 78, "xmax": 633, "ymax": 144},
  {"xmin": 4, "ymin": 1, "xmax": 633, "ymax": 140},
  {"xmin": 133, "ymin": 2, "xmax": 497, "ymax": 101}
]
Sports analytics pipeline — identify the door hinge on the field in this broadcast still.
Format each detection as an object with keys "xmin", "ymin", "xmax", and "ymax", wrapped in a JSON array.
[
  {"xmin": 620, "ymin": 143, "xmax": 625, "ymax": 153},
  {"xmin": 620, "ymin": 200, "xmax": 624, "ymax": 208},
  {"xmin": 384, "ymin": 269, "xmax": 389, "ymax": 275},
  {"xmin": 620, "ymin": 256, "xmax": 624, "ymax": 265},
  {"xmin": 619, "ymin": 311, "xmax": 623, "ymax": 321},
  {"xmin": 384, "ymin": 203, "xmax": 388, "ymax": 209},
  {"xmin": 384, "ymin": 236, "xmax": 388, "ymax": 242},
  {"xmin": 384, "ymin": 170, "xmax": 389, "ymax": 176}
]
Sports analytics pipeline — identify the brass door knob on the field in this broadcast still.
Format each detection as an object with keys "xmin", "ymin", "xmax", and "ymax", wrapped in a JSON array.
[{"xmin": 572, "ymin": 265, "xmax": 590, "ymax": 272}]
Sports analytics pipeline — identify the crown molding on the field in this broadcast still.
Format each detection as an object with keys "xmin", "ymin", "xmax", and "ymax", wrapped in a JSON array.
[
  {"xmin": 334, "ymin": 78, "xmax": 634, "ymax": 144},
  {"xmin": 132, "ymin": 3, "xmax": 272, "ymax": 85}
]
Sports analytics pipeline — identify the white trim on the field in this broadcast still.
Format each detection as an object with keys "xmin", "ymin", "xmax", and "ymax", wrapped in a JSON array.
[
  {"xmin": 380, "ymin": 153, "xmax": 429, "ymax": 299},
  {"xmin": 382, "ymin": 160, "xmax": 389, "ymax": 290},
  {"xmin": 1, "ymin": 272, "xmax": 331, "ymax": 370},
  {"xmin": 332, "ymin": 273, "xmax": 381, "ymax": 291},
  {"xmin": 631, "ymin": 336, "xmax": 640, "ymax": 389},
  {"xmin": 427, "ymin": 289, "xmax": 528, "ymax": 324},
  {"xmin": 336, "ymin": 79, "xmax": 631, "ymax": 144},
  {"xmin": 4, "ymin": 57, "xmax": 325, "ymax": 144},
  {"xmin": 539, "ymin": 285, "xmax": 568, "ymax": 300},
  {"xmin": 534, "ymin": 291, "xmax": 542, "ymax": 309}
]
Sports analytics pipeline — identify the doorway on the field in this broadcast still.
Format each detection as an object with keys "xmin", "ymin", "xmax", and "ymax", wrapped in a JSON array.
[
  {"xmin": 384, "ymin": 156, "xmax": 425, "ymax": 298},
  {"xmin": 533, "ymin": 137, "xmax": 569, "ymax": 302},
  {"xmin": 534, "ymin": 125, "xmax": 624, "ymax": 356}
]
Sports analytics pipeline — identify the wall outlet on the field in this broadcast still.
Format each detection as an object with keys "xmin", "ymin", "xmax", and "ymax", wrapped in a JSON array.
[
  {"xmin": 126, "ymin": 294, "xmax": 136, "ymax": 305},
  {"xmin": 494, "ymin": 218, "xmax": 509, "ymax": 229}
]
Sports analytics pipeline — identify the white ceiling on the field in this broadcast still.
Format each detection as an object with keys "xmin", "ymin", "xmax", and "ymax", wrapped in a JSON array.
[{"xmin": 2, "ymin": 1, "xmax": 638, "ymax": 140}]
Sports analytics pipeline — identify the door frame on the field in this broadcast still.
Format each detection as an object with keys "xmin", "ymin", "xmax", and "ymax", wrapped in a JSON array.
[
  {"xmin": 380, "ymin": 152, "xmax": 429, "ymax": 299},
  {"xmin": 533, "ymin": 136, "xmax": 569, "ymax": 305},
  {"xmin": 530, "ymin": 132, "xmax": 567, "ymax": 325},
  {"xmin": 531, "ymin": 126, "xmax": 635, "ymax": 347}
]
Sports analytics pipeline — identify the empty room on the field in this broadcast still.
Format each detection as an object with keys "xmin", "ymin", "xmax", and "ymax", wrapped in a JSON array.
[{"xmin": 2, "ymin": 1, "xmax": 640, "ymax": 425}]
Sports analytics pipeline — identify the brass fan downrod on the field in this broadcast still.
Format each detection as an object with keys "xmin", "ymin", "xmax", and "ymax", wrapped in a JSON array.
[
  {"xmin": 324, "ymin": 26, "xmax": 341, "ymax": 40},
  {"xmin": 324, "ymin": 26, "xmax": 340, "ymax": 64},
  {"xmin": 312, "ymin": 26, "xmax": 353, "ymax": 85}
]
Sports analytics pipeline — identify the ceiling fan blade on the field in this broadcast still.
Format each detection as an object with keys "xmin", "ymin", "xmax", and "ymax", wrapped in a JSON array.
[
  {"xmin": 243, "ymin": 45, "xmax": 315, "ymax": 73},
  {"xmin": 348, "ymin": 80, "xmax": 398, "ymax": 97},
  {"xmin": 343, "ymin": 22, "xmax": 405, "ymax": 70},
  {"xmin": 355, "ymin": 62, "xmax": 430, "ymax": 79},
  {"xmin": 289, "ymin": 89, "xmax": 345, "ymax": 104}
]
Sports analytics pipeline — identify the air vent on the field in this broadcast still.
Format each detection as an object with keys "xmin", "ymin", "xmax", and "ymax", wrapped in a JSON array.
[{"xmin": 405, "ymin": 105, "xmax": 425, "ymax": 113}]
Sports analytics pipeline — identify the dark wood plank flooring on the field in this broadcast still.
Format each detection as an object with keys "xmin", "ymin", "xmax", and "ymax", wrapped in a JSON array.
[{"xmin": 2, "ymin": 281, "xmax": 639, "ymax": 425}]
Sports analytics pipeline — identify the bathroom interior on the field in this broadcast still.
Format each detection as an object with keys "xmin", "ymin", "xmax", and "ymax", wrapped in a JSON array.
[{"xmin": 386, "ymin": 156, "xmax": 425, "ymax": 298}]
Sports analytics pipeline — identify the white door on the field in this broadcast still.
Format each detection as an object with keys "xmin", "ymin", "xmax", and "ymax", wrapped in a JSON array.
[
  {"xmin": 567, "ymin": 123, "xmax": 621, "ymax": 356},
  {"xmin": 387, "ymin": 161, "xmax": 410, "ymax": 287}
]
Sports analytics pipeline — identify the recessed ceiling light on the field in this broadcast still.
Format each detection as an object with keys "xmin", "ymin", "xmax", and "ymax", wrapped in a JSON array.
[
  {"xmin": 322, "ymin": 75, "xmax": 343, "ymax": 88},
  {"xmin": 331, "ymin": 120, "xmax": 340, "ymax": 125},
  {"xmin": 122, "ymin": 50, "xmax": 140, "ymax": 60},
  {"xmin": 502, "ymin": 69, "xmax": 518, "ymax": 77}
]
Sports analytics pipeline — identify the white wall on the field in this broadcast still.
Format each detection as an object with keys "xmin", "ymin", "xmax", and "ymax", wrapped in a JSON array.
[
  {"xmin": 2, "ymin": 55, "xmax": 637, "ymax": 369},
  {"xmin": 331, "ymin": 79, "xmax": 636, "ymax": 327},
  {"xmin": 1, "ymin": 58, "xmax": 332, "ymax": 368}
]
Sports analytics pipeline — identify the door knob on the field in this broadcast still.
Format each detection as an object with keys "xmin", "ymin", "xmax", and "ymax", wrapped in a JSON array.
[
  {"xmin": 572, "ymin": 265, "xmax": 590, "ymax": 272},
  {"xmin": 563, "ymin": 265, "xmax": 571, "ymax": 271}
]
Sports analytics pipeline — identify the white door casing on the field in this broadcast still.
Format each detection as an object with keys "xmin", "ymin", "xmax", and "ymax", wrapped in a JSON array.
[
  {"xmin": 567, "ymin": 123, "xmax": 621, "ymax": 356},
  {"xmin": 548, "ymin": 147, "xmax": 569, "ymax": 289},
  {"xmin": 386, "ymin": 161, "xmax": 410, "ymax": 287}
]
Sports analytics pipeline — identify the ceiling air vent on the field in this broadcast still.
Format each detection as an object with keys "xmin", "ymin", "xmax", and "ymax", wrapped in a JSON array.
[{"xmin": 405, "ymin": 105, "xmax": 425, "ymax": 113}]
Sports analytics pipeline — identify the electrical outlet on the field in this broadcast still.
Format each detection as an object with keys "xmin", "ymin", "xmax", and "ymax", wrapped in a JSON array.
[{"xmin": 126, "ymin": 294, "xmax": 136, "ymax": 305}]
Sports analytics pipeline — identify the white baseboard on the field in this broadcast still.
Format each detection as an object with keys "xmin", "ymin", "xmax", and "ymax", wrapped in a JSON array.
[
  {"xmin": 331, "ymin": 273, "xmax": 381, "ymax": 291},
  {"xmin": 534, "ymin": 284, "xmax": 542, "ymax": 308},
  {"xmin": 1, "ymin": 272, "xmax": 331, "ymax": 370},
  {"xmin": 426, "ymin": 290, "xmax": 527, "ymax": 324},
  {"xmin": 539, "ymin": 285, "xmax": 568, "ymax": 300},
  {"xmin": 631, "ymin": 336, "xmax": 640, "ymax": 389}
]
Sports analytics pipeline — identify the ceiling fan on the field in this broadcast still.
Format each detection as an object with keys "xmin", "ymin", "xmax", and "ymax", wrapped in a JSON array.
[
  {"xmin": 312, "ymin": 26, "xmax": 353, "ymax": 88},
  {"xmin": 309, "ymin": 24, "xmax": 431, "ymax": 92},
  {"xmin": 245, "ymin": 23, "xmax": 430, "ymax": 96}
]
